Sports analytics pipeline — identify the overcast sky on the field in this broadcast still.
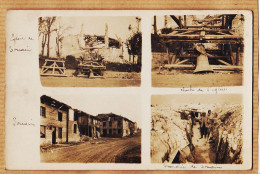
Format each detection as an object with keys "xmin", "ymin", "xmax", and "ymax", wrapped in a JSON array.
[
  {"xmin": 54, "ymin": 16, "xmax": 140, "ymax": 42},
  {"xmin": 42, "ymin": 91, "xmax": 142, "ymax": 127}
]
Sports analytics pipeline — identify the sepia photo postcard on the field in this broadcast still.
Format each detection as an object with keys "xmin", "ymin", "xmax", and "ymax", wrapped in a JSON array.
[
  {"xmin": 151, "ymin": 94, "xmax": 250, "ymax": 169},
  {"xmin": 40, "ymin": 93, "xmax": 141, "ymax": 164},
  {"xmin": 37, "ymin": 16, "xmax": 142, "ymax": 87},
  {"xmin": 5, "ymin": 10, "xmax": 253, "ymax": 171},
  {"xmin": 151, "ymin": 13, "xmax": 250, "ymax": 88}
]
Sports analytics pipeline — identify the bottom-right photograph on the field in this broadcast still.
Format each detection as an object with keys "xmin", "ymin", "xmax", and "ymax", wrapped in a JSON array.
[{"xmin": 151, "ymin": 94, "xmax": 243, "ymax": 164}]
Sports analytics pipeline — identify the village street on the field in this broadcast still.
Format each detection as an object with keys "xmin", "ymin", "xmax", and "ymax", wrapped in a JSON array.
[{"xmin": 41, "ymin": 134, "xmax": 141, "ymax": 163}]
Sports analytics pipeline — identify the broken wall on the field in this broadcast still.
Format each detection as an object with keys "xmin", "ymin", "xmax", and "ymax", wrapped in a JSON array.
[
  {"xmin": 211, "ymin": 104, "xmax": 243, "ymax": 164},
  {"xmin": 151, "ymin": 106, "xmax": 192, "ymax": 163},
  {"xmin": 40, "ymin": 103, "xmax": 67, "ymax": 145}
]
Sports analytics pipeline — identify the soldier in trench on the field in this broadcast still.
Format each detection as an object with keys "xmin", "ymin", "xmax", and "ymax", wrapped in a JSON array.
[{"xmin": 200, "ymin": 112, "xmax": 208, "ymax": 139}]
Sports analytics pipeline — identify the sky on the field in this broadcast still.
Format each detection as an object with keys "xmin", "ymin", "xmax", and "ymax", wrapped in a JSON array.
[
  {"xmin": 43, "ymin": 91, "xmax": 142, "ymax": 127},
  {"xmin": 55, "ymin": 16, "xmax": 140, "ymax": 42},
  {"xmin": 151, "ymin": 94, "xmax": 242, "ymax": 106},
  {"xmin": 154, "ymin": 15, "xmax": 215, "ymax": 32}
]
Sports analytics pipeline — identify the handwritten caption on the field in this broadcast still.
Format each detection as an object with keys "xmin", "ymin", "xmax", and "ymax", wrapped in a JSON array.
[
  {"xmin": 163, "ymin": 164, "xmax": 222, "ymax": 169},
  {"xmin": 12, "ymin": 117, "xmax": 35, "ymax": 127},
  {"xmin": 9, "ymin": 33, "xmax": 34, "ymax": 52},
  {"xmin": 181, "ymin": 87, "xmax": 227, "ymax": 94}
]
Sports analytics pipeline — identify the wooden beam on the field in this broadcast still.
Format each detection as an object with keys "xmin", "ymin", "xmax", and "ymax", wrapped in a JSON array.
[
  {"xmin": 176, "ymin": 59, "xmax": 189, "ymax": 65},
  {"xmin": 184, "ymin": 15, "xmax": 187, "ymax": 28},
  {"xmin": 164, "ymin": 64, "xmax": 195, "ymax": 69},
  {"xmin": 154, "ymin": 16, "xmax": 157, "ymax": 35},
  {"xmin": 179, "ymin": 16, "xmax": 182, "ymax": 29},
  {"xmin": 210, "ymin": 65, "xmax": 243, "ymax": 71},
  {"xmin": 217, "ymin": 59, "xmax": 231, "ymax": 66},
  {"xmin": 160, "ymin": 34, "xmax": 243, "ymax": 40},
  {"xmin": 229, "ymin": 44, "xmax": 235, "ymax": 65},
  {"xmin": 236, "ymin": 45, "xmax": 240, "ymax": 65},
  {"xmin": 164, "ymin": 39, "xmax": 241, "ymax": 44}
]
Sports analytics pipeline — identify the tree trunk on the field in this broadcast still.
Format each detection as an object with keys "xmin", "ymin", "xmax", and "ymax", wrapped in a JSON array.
[
  {"xmin": 41, "ymin": 34, "xmax": 45, "ymax": 57},
  {"xmin": 42, "ymin": 34, "xmax": 47, "ymax": 57},
  {"xmin": 47, "ymin": 27, "xmax": 51, "ymax": 58},
  {"xmin": 56, "ymin": 36, "xmax": 60, "ymax": 58}
]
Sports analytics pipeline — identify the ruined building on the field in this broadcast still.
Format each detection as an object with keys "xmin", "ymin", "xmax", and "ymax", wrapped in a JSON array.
[
  {"xmin": 40, "ymin": 95, "xmax": 137, "ymax": 145},
  {"xmin": 40, "ymin": 95, "xmax": 81, "ymax": 145},
  {"xmin": 74, "ymin": 109, "xmax": 101, "ymax": 138},
  {"xmin": 97, "ymin": 113, "xmax": 138, "ymax": 137}
]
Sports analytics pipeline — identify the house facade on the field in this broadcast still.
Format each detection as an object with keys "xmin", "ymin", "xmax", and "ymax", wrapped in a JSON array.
[
  {"xmin": 97, "ymin": 113, "xmax": 137, "ymax": 137},
  {"xmin": 40, "ymin": 95, "xmax": 81, "ymax": 145},
  {"xmin": 40, "ymin": 95, "xmax": 137, "ymax": 146},
  {"xmin": 75, "ymin": 109, "xmax": 101, "ymax": 138}
]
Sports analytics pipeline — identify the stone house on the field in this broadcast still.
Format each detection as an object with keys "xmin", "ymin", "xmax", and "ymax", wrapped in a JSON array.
[
  {"xmin": 40, "ymin": 95, "xmax": 136, "ymax": 146},
  {"xmin": 74, "ymin": 109, "xmax": 101, "ymax": 138},
  {"xmin": 96, "ymin": 113, "xmax": 137, "ymax": 137},
  {"xmin": 40, "ymin": 95, "xmax": 80, "ymax": 145}
]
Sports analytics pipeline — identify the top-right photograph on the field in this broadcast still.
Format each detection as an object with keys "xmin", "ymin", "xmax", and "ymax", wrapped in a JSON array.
[{"xmin": 151, "ymin": 14, "xmax": 245, "ymax": 87}]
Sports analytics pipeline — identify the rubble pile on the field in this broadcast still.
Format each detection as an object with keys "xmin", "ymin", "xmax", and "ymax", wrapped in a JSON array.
[
  {"xmin": 151, "ymin": 106, "xmax": 193, "ymax": 163},
  {"xmin": 211, "ymin": 104, "xmax": 243, "ymax": 164}
]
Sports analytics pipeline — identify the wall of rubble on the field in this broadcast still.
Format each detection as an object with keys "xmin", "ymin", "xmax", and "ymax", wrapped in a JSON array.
[
  {"xmin": 211, "ymin": 104, "xmax": 243, "ymax": 164},
  {"xmin": 151, "ymin": 105, "xmax": 194, "ymax": 163}
]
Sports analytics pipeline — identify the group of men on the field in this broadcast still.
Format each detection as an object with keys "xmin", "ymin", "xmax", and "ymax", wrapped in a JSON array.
[{"xmin": 186, "ymin": 109, "xmax": 212, "ymax": 141}]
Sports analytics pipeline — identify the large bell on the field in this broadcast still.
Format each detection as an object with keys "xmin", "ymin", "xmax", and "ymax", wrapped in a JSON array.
[{"xmin": 194, "ymin": 54, "xmax": 213, "ymax": 73}]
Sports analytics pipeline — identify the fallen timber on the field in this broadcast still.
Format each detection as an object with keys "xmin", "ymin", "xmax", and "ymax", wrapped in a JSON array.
[
  {"xmin": 154, "ymin": 14, "xmax": 244, "ymax": 74},
  {"xmin": 159, "ymin": 64, "xmax": 243, "ymax": 72}
]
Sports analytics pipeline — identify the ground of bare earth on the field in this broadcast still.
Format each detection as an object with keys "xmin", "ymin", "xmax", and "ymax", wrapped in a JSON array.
[
  {"xmin": 40, "ymin": 134, "xmax": 141, "ymax": 163},
  {"xmin": 152, "ymin": 70, "xmax": 242, "ymax": 88},
  {"xmin": 192, "ymin": 124, "xmax": 216, "ymax": 163},
  {"xmin": 40, "ymin": 71, "xmax": 141, "ymax": 87}
]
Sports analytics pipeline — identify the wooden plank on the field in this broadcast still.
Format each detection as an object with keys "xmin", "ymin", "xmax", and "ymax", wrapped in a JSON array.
[
  {"xmin": 176, "ymin": 59, "xmax": 189, "ymax": 65},
  {"xmin": 164, "ymin": 39, "xmax": 241, "ymax": 44},
  {"xmin": 236, "ymin": 44, "xmax": 240, "ymax": 65},
  {"xmin": 210, "ymin": 65, "xmax": 243, "ymax": 71},
  {"xmin": 229, "ymin": 44, "xmax": 235, "ymax": 65},
  {"xmin": 160, "ymin": 64, "xmax": 243, "ymax": 72},
  {"xmin": 160, "ymin": 34, "xmax": 243, "ymax": 40},
  {"xmin": 217, "ymin": 59, "xmax": 231, "ymax": 66},
  {"xmin": 163, "ymin": 64, "xmax": 195, "ymax": 68}
]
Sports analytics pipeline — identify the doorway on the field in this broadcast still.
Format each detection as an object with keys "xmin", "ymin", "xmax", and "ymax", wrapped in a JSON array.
[{"xmin": 52, "ymin": 127, "xmax": 56, "ymax": 144}]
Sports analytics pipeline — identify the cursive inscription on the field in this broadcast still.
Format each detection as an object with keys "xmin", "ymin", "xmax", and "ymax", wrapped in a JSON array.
[
  {"xmin": 13, "ymin": 117, "xmax": 35, "ymax": 127},
  {"xmin": 181, "ymin": 87, "xmax": 227, "ymax": 94},
  {"xmin": 9, "ymin": 33, "xmax": 34, "ymax": 52}
]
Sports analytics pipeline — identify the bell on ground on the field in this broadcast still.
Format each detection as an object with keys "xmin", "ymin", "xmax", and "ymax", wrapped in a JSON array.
[{"xmin": 194, "ymin": 54, "xmax": 213, "ymax": 74}]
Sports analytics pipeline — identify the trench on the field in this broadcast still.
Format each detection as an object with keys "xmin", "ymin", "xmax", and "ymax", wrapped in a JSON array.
[
  {"xmin": 172, "ymin": 122, "xmax": 216, "ymax": 163},
  {"xmin": 172, "ymin": 111, "xmax": 242, "ymax": 164},
  {"xmin": 151, "ymin": 106, "xmax": 242, "ymax": 164}
]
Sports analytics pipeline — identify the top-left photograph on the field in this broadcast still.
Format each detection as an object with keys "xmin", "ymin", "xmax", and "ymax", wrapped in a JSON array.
[{"xmin": 38, "ymin": 16, "xmax": 142, "ymax": 87}]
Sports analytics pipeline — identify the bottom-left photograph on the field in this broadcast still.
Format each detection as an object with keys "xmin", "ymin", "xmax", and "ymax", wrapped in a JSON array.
[{"xmin": 40, "ymin": 94, "xmax": 141, "ymax": 163}]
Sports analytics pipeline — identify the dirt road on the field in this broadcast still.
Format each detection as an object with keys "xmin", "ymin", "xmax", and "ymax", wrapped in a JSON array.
[
  {"xmin": 41, "ymin": 135, "xmax": 141, "ymax": 163},
  {"xmin": 152, "ymin": 71, "xmax": 242, "ymax": 87}
]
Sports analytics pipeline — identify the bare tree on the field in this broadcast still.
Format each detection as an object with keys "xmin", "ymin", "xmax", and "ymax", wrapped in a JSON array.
[
  {"xmin": 38, "ymin": 17, "xmax": 48, "ymax": 57},
  {"xmin": 54, "ymin": 22, "xmax": 71, "ymax": 58},
  {"xmin": 45, "ymin": 17, "xmax": 56, "ymax": 58},
  {"xmin": 126, "ymin": 17, "xmax": 142, "ymax": 65}
]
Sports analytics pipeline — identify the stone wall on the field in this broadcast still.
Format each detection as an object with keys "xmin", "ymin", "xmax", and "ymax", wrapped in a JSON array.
[{"xmin": 40, "ymin": 103, "xmax": 67, "ymax": 145}]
